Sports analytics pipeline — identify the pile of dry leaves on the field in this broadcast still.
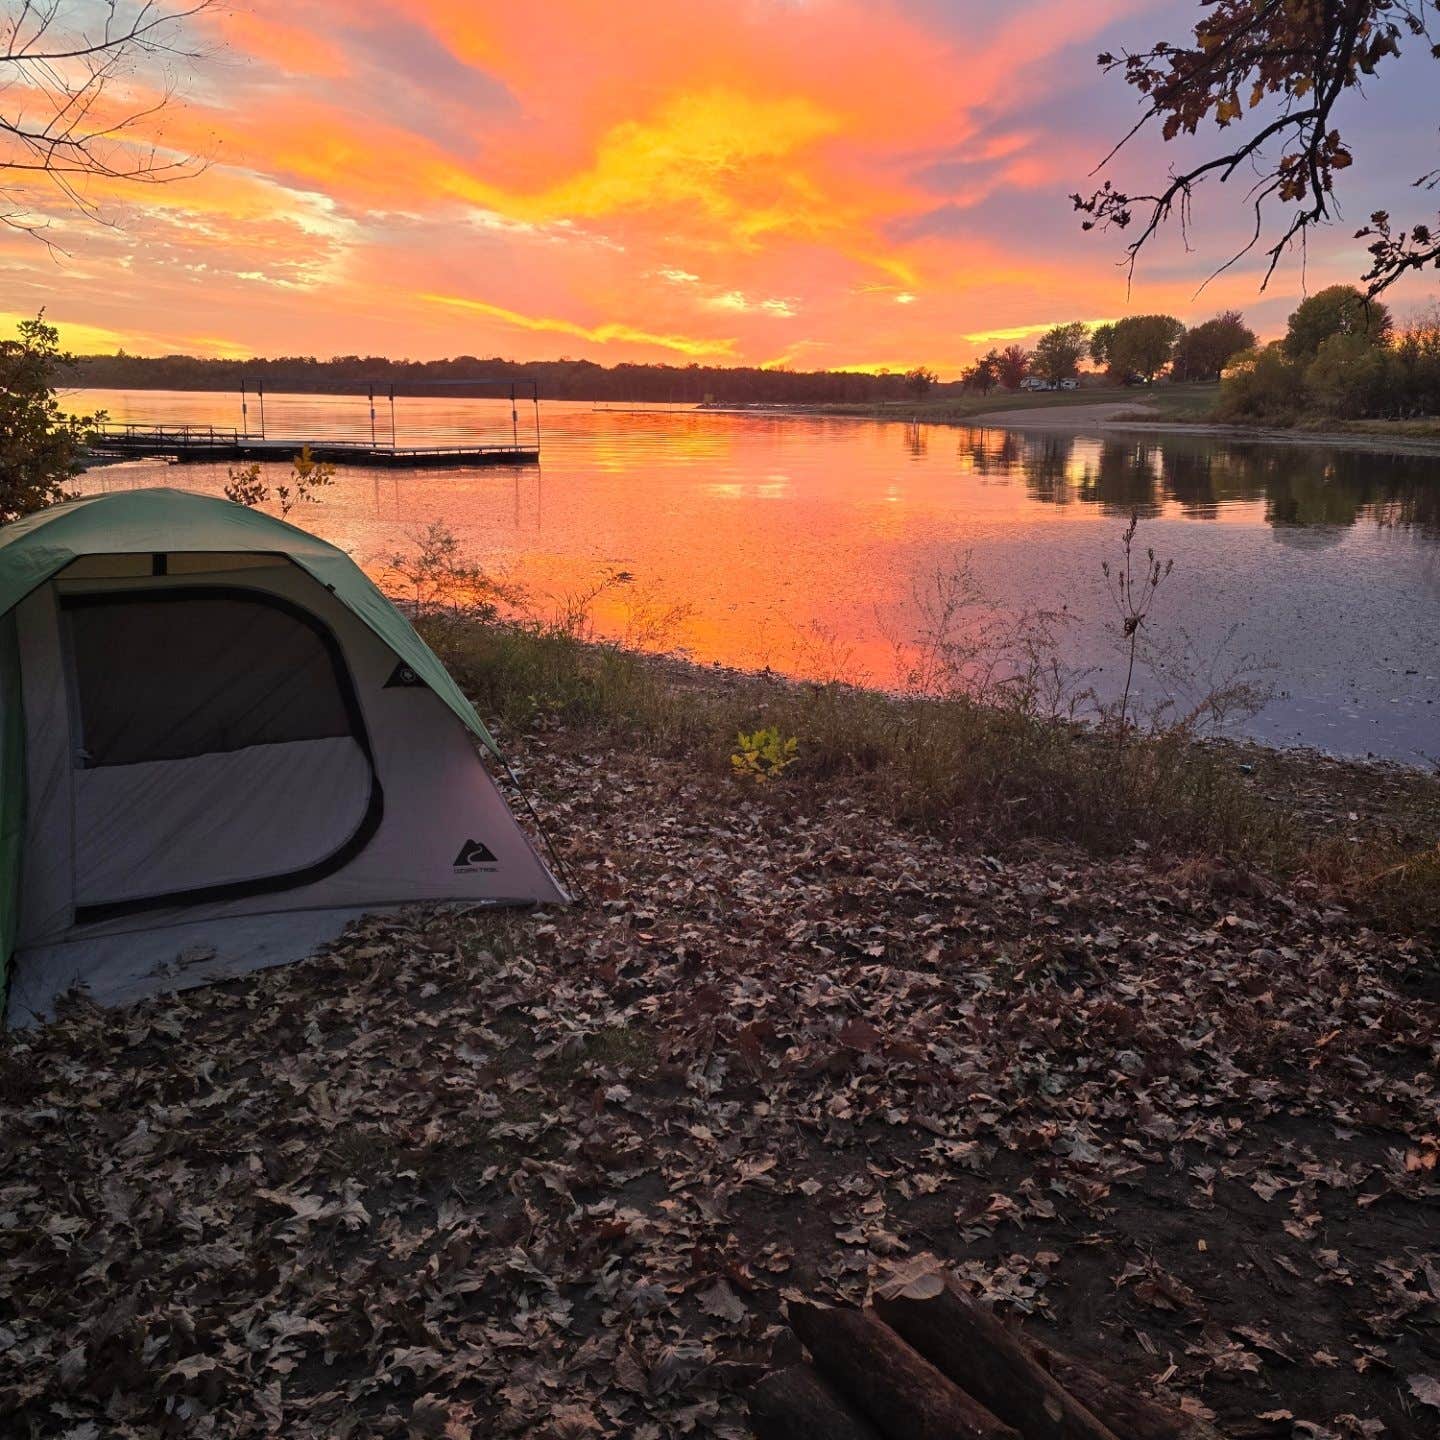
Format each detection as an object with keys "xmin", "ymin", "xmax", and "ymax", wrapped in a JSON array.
[{"xmin": 3, "ymin": 731, "xmax": 1438, "ymax": 1439}]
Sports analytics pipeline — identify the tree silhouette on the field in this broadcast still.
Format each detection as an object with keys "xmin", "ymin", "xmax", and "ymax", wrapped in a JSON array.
[
  {"xmin": 1031, "ymin": 323, "xmax": 1089, "ymax": 383},
  {"xmin": 1171, "ymin": 311, "xmax": 1256, "ymax": 381},
  {"xmin": 996, "ymin": 344, "xmax": 1031, "ymax": 390}
]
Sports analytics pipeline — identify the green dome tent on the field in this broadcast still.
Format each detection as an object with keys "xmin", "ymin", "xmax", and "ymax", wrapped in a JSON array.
[{"xmin": 0, "ymin": 488, "xmax": 566, "ymax": 1025}]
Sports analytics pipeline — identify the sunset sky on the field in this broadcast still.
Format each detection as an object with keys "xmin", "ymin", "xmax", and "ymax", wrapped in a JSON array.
[{"xmin": 6, "ymin": 0, "xmax": 1438, "ymax": 373}]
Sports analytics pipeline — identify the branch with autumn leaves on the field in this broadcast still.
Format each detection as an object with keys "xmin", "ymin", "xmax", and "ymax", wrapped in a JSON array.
[{"xmin": 1074, "ymin": 0, "xmax": 1440, "ymax": 295}]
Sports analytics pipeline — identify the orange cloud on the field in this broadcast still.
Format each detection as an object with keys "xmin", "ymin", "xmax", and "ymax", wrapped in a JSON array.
[
  {"xmin": 452, "ymin": 90, "xmax": 841, "ymax": 237},
  {"xmin": 7, "ymin": 0, "xmax": 1417, "ymax": 368}
]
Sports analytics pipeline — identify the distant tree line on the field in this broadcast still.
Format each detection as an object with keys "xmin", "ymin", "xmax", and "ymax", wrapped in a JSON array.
[
  {"xmin": 956, "ymin": 291, "xmax": 1440, "ymax": 423},
  {"xmin": 69, "ymin": 352, "xmax": 939, "ymax": 406},
  {"xmin": 956, "ymin": 311, "xmax": 1257, "ymax": 394},
  {"xmin": 70, "ymin": 290, "xmax": 1438, "ymax": 422}
]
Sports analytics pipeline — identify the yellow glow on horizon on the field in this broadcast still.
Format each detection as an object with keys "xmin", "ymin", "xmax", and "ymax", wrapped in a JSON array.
[
  {"xmin": 0, "ymin": 311, "xmax": 248, "ymax": 358},
  {"xmin": 962, "ymin": 318, "xmax": 1120, "ymax": 344},
  {"xmin": 420, "ymin": 293, "xmax": 739, "ymax": 358}
]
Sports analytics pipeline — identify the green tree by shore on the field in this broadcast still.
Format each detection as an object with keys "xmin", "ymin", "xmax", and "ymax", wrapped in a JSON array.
[
  {"xmin": 1171, "ymin": 312, "xmax": 1256, "ymax": 382},
  {"xmin": 1284, "ymin": 286, "xmax": 1393, "ymax": 360},
  {"xmin": 1091, "ymin": 315, "xmax": 1185, "ymax": 383},
  {"xmin": 1031, "ymin": 322, "xmax": 1089, "ymax": 384},
  {"xmin": 0, "ymin": 315, "xmax": 101, "ymax": 524},
  {"xmin": 1221, "ymin": 291, "xmax": 1436, "ymax": 423}
]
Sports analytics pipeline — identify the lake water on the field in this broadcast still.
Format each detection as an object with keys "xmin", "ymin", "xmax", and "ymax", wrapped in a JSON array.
[{"xmin": 65, "ymin": 389, "xmax": 1440, "ymax": 762}]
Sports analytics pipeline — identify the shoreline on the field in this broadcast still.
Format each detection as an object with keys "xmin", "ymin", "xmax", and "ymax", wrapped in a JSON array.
[
  {"xmin": 431, "ymin": 618, "xmax": 1440, "ymax": 872},
  {"xmin": 703, "ymin": 399, "xmax": 1440, "ymax": 456},
  {"xmin": 559, "ymin": 636, "xmax": 1439, "ymax": 781}
]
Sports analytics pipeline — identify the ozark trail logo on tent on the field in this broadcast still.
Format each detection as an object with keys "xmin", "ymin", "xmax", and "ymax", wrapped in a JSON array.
[
  {"xmin": 453, "ymin": 838, "xmax": 498, "ymax": 871},
  {"xmin": 385, "ymin": 661, "xmax": 426, "ymax": 689}
]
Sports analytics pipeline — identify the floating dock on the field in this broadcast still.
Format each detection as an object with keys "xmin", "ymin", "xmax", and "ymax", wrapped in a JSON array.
[
  {"xmin": 86, "ymin": 377, "xmax": 543, "ymax": 469},
  {"xmin": 88, "ymin": 426, "xmax": 538, "ymax": 468}
]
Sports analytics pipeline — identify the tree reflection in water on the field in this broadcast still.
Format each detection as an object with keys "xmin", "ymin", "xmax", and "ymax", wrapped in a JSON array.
[{"xmin": 966, "ymin": 429, "xmax": 1440, "ymax": 534}]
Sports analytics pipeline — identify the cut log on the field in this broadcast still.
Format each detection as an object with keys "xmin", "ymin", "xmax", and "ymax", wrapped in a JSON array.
[
  {"xmin": 1026, "ymin": 1338, "xmax": 1225, "ymax": 1440},
  {"xmin": 872, "ymin": 1266, "xmax": 1122, "ymax": 1440},
  {"xmin": 787, "ymin": 1300, "xmax": 1020, "ymax": 1440},
  {"xmin": 750, "ymin": 1364, "xmax": 884, "ymax": 1440}
]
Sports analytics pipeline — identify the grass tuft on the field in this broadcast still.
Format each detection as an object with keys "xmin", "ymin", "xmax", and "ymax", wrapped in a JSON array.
[
  {"xmin": 416, "ymin": 564, "xmax": 1437, "ymax": 942},
  {"xmin": 1305, "ymin": 837, "xmax": 1440, "ymax": 935}
]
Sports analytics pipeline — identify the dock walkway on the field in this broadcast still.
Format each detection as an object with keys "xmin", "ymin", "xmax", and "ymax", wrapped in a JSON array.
[{"xmin": 88, "ymin": 425, "xmax": 539, "ymax": 469}]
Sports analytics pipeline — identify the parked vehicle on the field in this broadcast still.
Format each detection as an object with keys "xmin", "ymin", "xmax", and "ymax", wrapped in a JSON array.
[{"xmin": 1020, "ymin": 377, "xmax": 1055, "ymax": 392}]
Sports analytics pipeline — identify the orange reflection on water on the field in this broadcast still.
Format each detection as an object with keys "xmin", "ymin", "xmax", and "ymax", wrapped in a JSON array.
[{"xmin": 67, "ymin": 393, "xmax": 1440, "ymax": 758}]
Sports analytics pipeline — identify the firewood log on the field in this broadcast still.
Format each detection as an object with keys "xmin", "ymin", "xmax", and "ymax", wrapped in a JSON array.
[
  {"xmin": 872, "ymin": 1266, "xmax": 1122, "ymax": 1440},
  {"xmin": 750, "ymin": 1363, "xmax": 884, "ymax": 1440},
  {"xmin": 787, "ymin": 1300, "xmax": 1020, "ymax": 1440},
  {"xmin": 1026, "ymin": 1338, "xmax": 1225, "ymax": 1440}
]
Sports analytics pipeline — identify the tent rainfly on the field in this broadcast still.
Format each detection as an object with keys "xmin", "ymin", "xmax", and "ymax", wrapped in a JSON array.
[{"xmin": 0, "ymin": 488, "xmax": 566, "ymax": 1026}]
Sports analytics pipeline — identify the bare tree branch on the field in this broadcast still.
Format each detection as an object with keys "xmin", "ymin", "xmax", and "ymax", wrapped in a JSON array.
[{"xmin": 1, "ymin": 0, "xmax": 215, "ymax": 249}]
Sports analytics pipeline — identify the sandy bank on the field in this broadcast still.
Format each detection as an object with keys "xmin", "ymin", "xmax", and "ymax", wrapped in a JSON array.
[{"xmin": 970, "ymin": 401, "xmax": 1440, "ymax": 456}]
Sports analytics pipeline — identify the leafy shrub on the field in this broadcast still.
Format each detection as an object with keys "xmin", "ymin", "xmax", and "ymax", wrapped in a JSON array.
[
  {"xmin": 1215, "ymin": 344, "xmax": 1308, "ymax": 422},
  {"xmin": 1305, "ymin": 333, "xmax": 1391, "ymax": 418},
  {"xmin": 731, "ymin": 726, "xmax": 799, "ymax": 783},
  {"xmin": 224, "ymin": 445, "xmax": 335, "ymax": 518},
  {"xmin": 0, "ymin": 314, "xmax": 103, "ymax": 522},
  {"xmin": 1220, "ymin": 306, "xmax": 1440, "ymax": 423}
]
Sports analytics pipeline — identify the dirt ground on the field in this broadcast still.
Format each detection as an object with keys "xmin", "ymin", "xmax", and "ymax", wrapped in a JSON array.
[{"xmin": 3, "ymin": 733, "xmax": 1438, "ymax": 1438}]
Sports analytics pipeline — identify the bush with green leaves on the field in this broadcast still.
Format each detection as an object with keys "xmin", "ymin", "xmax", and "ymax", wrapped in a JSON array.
[
  {"xmin": 1217, "ymin": 292, "xmax": 1440, "ymax": 423},
  {"xmin": 1305, "ymin": 333, "xmax": 1392, "ymax": 419},
  {"xmin": 1215, "ymin": 344, "xmax": 1308, "ymax": 422}
]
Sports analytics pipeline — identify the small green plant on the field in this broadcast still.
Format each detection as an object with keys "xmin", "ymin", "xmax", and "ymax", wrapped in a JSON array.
[
  {"xmin": 731, "ymin": 726, "xmax": 799, "ymax": 783},
  {"xmin": 223, "ymin": 445, "xmax": 335, "ymax": 518}
]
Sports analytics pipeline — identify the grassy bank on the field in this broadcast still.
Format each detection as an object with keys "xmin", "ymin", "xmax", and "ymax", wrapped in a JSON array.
[{"xmin": 423, "ymin": 614, "xmax": 1440, "ymax": 939}]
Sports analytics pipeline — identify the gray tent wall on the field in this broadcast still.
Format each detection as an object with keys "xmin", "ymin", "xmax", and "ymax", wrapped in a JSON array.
[{"xmin": 4, "ymin": 553, "xmax": 566, "ymax": 1025}]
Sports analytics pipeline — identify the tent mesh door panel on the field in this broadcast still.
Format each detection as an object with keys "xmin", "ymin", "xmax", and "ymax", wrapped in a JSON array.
[
  {"xmin": 62, "ymin": 590, "xmax": 353, "ymax": 767},
  {"xmin": 59, "ymin": 587, "xmax": 382, "ymax": 921}
]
